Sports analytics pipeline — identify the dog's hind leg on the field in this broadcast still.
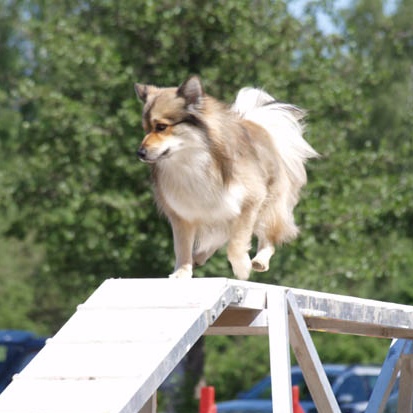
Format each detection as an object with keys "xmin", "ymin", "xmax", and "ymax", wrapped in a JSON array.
[
  {"xmin": 227, "ymin": 206, "xmax": 259, "ymax": 281},
  {"xmin": 251, "ymin": 199, "xmax": 299, "ymax": 273},
  {"xmin": 251, "ymin": 202, "xmax": 277, "ymax": 272},
  {"xmin": 193, "ymin": 248, "xmax": 216, "ymax": 267},
  {"xmin": 192, "ymin": 226, "xmax": 229, "ymax": 267},
  {"xmin": 252, "ymin": 238, "xmax": 275, "ymax": 272}
]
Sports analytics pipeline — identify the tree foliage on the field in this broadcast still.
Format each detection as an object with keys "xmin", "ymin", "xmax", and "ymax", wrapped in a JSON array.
[{"xmin": 0, "ymin": 0, "xmax": 412, "ymax": 401}]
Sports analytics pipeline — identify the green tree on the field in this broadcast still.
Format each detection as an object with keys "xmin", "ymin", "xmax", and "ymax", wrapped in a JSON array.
[
  {"xmin": 2, "ymin": 0, "xmax": 331, "ymax": 329},
  {"xmin": 0, "ymin": 0, "xmax": 48, "ymax": 332}
]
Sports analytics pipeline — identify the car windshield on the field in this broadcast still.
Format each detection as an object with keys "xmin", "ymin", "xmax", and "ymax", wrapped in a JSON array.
[
  {"xmin": 292, "ymin": 372, "xmax": 340, "ymax": 402},
  {"xmin": 245, "ymin": 371, "xmax": 340, "ymax": 401}
]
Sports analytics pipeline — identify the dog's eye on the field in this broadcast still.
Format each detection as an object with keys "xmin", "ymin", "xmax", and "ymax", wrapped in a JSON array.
[{"xmin": 155, "ymin": 123, "xmax": 168, "ymax": 132}]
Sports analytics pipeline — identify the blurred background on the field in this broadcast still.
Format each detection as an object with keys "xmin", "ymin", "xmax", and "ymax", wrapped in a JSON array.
[{"xmin": 0, "ymin": 0, "xmax": 412, "ymax": 410}]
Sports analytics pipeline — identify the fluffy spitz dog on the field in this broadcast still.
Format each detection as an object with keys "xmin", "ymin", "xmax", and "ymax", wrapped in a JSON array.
[{"xmin": 135, "ymin": 76, "xmax": 318, "ymax": 280}]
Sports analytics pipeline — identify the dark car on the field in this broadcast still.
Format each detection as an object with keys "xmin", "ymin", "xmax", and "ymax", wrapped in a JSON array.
[
  {"xmin": 0, "ymin": 330, "xmax": 47, "ymax": 393},
  {"xmin": 216, "ymin": 364, "xmax": 398, "ymax": 413}
]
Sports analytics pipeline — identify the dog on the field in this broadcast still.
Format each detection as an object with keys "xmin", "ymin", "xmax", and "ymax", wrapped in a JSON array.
[{"xmin": 134, "ymin": 76, "xmax": 318, "ymax": 280}]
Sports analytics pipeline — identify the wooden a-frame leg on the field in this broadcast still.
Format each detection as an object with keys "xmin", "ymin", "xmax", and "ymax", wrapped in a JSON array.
[{"xmin": 286, "ymin": 291, "xmax": 341, "ymax": 413}]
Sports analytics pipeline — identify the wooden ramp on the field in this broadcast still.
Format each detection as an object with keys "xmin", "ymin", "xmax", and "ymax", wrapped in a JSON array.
[{"xmin": 0, "ymin": 278, "xmax": 413, "ymax": 413}]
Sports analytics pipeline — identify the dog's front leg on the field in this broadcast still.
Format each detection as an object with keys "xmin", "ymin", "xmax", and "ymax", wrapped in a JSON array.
[
  {"xmin": 227, "ymin": 205, "xmax": 258, "ymax": 281},
  {"xmin": 169, "ymin": 215, "xmax": 196, "ymax": 279}
]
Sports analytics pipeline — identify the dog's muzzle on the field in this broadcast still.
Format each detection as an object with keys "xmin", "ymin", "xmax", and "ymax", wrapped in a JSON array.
[{"xmin": 137, "ymin": 147, "xmax": 147, "ymax": 160}]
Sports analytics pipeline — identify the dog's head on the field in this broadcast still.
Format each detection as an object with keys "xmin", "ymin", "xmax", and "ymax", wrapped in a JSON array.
[{"xmin": 134, "ymin": 76, "xmax": 206, "ymax": 163}]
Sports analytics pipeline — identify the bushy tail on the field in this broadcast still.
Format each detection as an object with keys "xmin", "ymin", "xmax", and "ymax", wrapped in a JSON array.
[{"xmin": 232, "ymin": 87, "xmax": 319, "ymax": 188}]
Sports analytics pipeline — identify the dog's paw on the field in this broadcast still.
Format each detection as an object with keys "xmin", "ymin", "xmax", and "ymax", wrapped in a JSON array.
[
  {"xmin": 231, "ymin": 254, "xmax": 252, "ymax": 281},
  {"xmin": 251, "ymin": 258, "xmax": 269, "ymax": 272},
  {"xmin": 169, "ymin": 267, "xmax": 193, "ymax": 279},
  {"xmin": 251, "ymin": 246, "xmax": 274, "ymax": 272}
]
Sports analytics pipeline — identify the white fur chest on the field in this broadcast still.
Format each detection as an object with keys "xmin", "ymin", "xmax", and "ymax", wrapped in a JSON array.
[{"xmin": 154, "ymin": 151, "xmax": 244, "ymax": 223}]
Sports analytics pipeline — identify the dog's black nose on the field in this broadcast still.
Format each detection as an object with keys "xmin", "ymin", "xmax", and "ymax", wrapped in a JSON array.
[{"xmin": 137, "ymin": 147, "xmax": 147, "ymax": 160}]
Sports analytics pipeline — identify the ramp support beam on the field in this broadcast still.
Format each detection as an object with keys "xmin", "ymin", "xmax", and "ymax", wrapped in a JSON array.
[
  {"xmin": 286, "ymin": 291, "xmax": 341, "ymax": 413},
  {"xmin": 366, "ymin": 339, "xmax": 413, "ymax": 413},
  {"xmin": 139, "ymin": 393, "xmax": 156, "ymax": 413},
  {"xmin": 267, "ymin": 289, "xmax": 292, "ymax": 413}
]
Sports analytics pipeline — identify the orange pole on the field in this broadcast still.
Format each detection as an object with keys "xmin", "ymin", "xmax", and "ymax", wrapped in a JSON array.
[
  {"xmin": 200, "ymin": 386, "xmax": 217, "ymax": 413},
  {"xmin": 292, "ymin": 385, "xmax": 305, "ymax": 413}
]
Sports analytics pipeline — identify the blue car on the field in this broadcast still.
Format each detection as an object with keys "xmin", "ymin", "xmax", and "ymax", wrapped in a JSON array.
[
  {"xmin": 0, "ymin": 330, "xmax": 47, "ymax": 393},
  {"xmin": 216, "ymin": 364, "xmax": 398, "ymax": 413}
]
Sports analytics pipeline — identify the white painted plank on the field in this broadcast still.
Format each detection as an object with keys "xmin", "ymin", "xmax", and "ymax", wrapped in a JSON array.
[
  {"xmin": 0, "ymin": 279, "xmax": 235, "ymax": 413},
  {"xmin": 17, "ymin": 341, "xmax": 179, "ymax": 379},
  {"xmin": 291, "ymin": 287, "xmax": 413, "ymax": 337},
  {"xmin": 84, "ymin": 278, "xmax": 232, "ymax": 309},
  {"xmin": 0, "ymin": 378, "xmax": 139, "ymax": 413},
  {"xmin": 52, "ymin": 308, "xmax": 205, "ymax": 342}
]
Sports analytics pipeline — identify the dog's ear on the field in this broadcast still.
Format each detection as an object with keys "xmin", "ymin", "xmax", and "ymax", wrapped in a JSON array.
[
  {"xmin": 177, "ymin": 76, "xmax": 203, "ymax": 107},
  {"xmin": 134, "ymin": 83, "xmax": 148, "ymax": 102},
  {"xmin": 134, "ymin": 84, "xmax": 158, "ymax": 103}
]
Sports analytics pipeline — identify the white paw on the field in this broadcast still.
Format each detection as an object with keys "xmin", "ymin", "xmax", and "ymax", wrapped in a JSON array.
[
  {"xmin": 252, "ymin": 246, "xmax": 274, "ymax": 272},
  {"xmin": 231, "ymin": 254, "xmax": 252, "ymax": 281},
  {"xmin": 251, "ymin": 258, "xmax": 269, "ymax": 272},
  {"xmin": 169, "ymin": 266, "xmax": 193, "ymax": 279}
]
